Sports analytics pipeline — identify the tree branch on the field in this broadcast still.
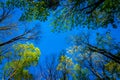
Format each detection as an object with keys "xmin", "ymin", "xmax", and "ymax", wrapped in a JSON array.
[{"xmin": 87, "ymin": 44, "xmax": 120, "ymax": 64}]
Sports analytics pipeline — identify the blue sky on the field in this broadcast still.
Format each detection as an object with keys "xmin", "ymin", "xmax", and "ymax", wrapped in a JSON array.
[{"xmin": 32, "ymin": 18, "xmax": 83, "ymax": 57}]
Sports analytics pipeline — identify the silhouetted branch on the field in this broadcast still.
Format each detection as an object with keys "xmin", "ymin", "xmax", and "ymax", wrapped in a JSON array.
[
  {"xmin": 0, "ymin": 25, "xmax": 41, "ymax": 47},
  {"xmin": 87, "ymin": 44, "xmax": 120, "ymax": 64}
]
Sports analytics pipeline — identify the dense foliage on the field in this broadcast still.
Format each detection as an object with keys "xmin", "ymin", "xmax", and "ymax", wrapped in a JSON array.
[
  {"xmin": 52, "ymin": 0, "xmax": 120, "ymax": 31},
  {"xmin": 3, "ymin": 43, "xmax": 40, "ymax": 80}
]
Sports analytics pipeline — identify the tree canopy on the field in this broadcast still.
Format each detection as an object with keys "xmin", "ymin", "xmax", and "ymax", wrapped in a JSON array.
[
  {"xmin": 52, "ymin": 0, "xmax": 120, "ymax": 31},
  {"xmin": 64, "ymin": 32, "xmax": 120, "ymax": 79},
  {"xmin": 3, "ymin": 43, "xmax": 40, "ymax": 80},
  {"xmin": 0, "ymin": 0, "xmax": 120, "ymax": 79}
]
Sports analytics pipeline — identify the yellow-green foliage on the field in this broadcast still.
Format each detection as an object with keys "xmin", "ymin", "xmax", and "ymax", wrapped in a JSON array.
[
  {"xmin": 105, "ymin": 61, "xmax": 120, "ymax": 73},
  {"xmin": 13, "ymin": 43, "xmax": 40, "ymax": 66},
  {"xmin": 74, "ymin": 64, "xmax": 81, "ymax": 71},
  {"xmin": 4, "ymin": 43, "xmax": 41, "ymax": 80},
  {"xmin": 57, "ymin": 55, "xmax": 73, "ymax": 73}
]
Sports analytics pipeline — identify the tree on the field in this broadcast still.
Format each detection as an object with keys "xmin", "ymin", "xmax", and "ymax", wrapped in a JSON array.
[
  {"xmin": 0, "ymin": 1, "xmax": 46, "ymax": 79},
  {"xmin": 37, "ymin": 52, "xmax": 89, "ymax": 80},
  {"xmin": 37, "ymin": 54, "xmax": 60, "ymax": 80},
  {"xmin": 67, "ymin": 31, "xmax": 120, "ymax": 64},
  {"xmin": 57, "ymin": 51, "xmax": 73, "ymax": 80},
  {"xmin": 0, "ymin": 0, "xmax": 42, "ymax": 47},
  {"xmin": 3, "ymin": 43, "xmax": 41, "ymax": 80},
  {"xmin": 0, "ymin": 0, "xmax": 41, "ymax": 62},
  {"xmin": 0, "ymin": 0, "xmax": 48, "ymax": 79},
  {"xmin": 52, "ymin": 0, "xmax": 120, "ymax": 31},
  {"xmin": 72, "ymin": 64, "xmax": 89, "ymax": 80},
  {"xmin": 57, "ymin": 50, "xmax": 89, "ymax": 80},
  {"xmin": 65, "ymin": 31, "xmax": 120, "ymax": 79}
]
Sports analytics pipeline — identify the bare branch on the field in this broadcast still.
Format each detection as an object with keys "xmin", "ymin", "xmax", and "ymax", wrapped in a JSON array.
[
  {"xmin": 0, "ymin": 4, "xmax": 12, "ymax": 22},
  {"xmin": 0, "ymin": 24, "xmax": 41, "ymax": 47},
  {"xmin": 0, "ymin": 23, "xmax": 18, "ymax": 30}
]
